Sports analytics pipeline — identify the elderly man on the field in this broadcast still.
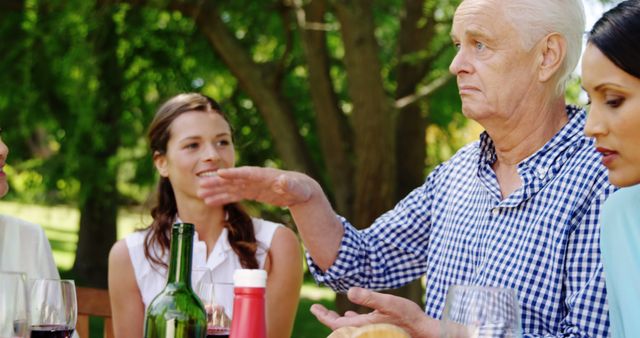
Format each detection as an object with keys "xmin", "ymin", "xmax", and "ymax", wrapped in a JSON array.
[{"xmin": 198, "ymin": 0, "xmax": 614, "ymax": 336}]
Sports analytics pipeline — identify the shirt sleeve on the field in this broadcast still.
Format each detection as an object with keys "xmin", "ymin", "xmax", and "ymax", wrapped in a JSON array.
[
  {"xmin": 525, "ymin": 180, "xmax": 615, "ymax": 338},
  {"xmin": 306, "ymin": 166, "xmax": 442, "ymax": 292},
  {"xmin": 35, "ymin": 225, "xmax": 60, "ymax": 280}
]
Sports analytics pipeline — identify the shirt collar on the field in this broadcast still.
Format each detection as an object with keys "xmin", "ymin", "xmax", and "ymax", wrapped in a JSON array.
[
  {"xmin": 175, "ymin": 216, "xmax": 233, "ymax": 270},
  {"xmin": 478, "ymin": 105, "xmax": 585, "ymax": 172},
  {"xmin": 477, "ymin": 105, "xmax": 587, "ymax": 205}
]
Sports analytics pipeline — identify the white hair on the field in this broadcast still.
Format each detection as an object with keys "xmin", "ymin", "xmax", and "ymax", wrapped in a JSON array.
[{"xmin": 503, "ymin": 0, "xmax": 586, "ymax": 95}]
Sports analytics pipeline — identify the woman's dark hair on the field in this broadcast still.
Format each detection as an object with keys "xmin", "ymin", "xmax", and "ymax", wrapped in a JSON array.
[
  {"xmin": 144, "ymin": 93, "xmax": 259, "ymax": 270},
  {"xmin": 588, "ymin": 0, "xmax": 640, "ymax": 79}
]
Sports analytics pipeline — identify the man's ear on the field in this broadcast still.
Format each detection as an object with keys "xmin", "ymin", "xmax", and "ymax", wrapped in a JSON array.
[
  {"xmin": 538, "ymin": 32, "xmax": 567, "ymax": 83},
  {"xmin": 153, "ymin": 151, "xmax": 169, "ymax": 177}
]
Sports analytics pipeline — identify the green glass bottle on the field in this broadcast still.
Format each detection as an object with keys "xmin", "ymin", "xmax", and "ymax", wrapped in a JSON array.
[{"xmin": 144, "ymin": 223, "xmax": 207, "ymax": 338}]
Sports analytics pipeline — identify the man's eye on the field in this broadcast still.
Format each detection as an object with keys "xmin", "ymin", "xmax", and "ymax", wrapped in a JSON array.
[
  {"xmin": 475, "ymin": 42, "xmax": 485, "ymax": 50},
  {"xmin": 453, "ymin": 42, "xmax": 461, "ymax": 51}
]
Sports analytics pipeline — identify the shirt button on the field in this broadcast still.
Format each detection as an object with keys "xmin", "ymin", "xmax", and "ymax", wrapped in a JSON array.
[{"xmin": 492, "ymin": 208, "xmax": 500, "ymax": 216}]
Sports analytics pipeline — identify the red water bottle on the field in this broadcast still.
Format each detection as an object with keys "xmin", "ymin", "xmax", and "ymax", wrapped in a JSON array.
[{"xmin": 229, "ymin": 269, "xmax": 267, "ymax": 338}]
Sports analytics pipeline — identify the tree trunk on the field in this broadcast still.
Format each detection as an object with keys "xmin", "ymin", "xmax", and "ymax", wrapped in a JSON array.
[
  {"xmin": 396, "ymin": 0, "xmax": 437, "ymax": 199},
  {"xmin": 74, "ymin": 179, "xmax": 119, "ymax": 287},
  {"xmin": 334, "ymin": 0, "xmax": 396, "ymax": 227},
  {"xmin": 392, "ymin": 0, "xmax": 450, "ymax": 309},
  {"xmin": 295, "ymin": 0, "xmax": 354, "ymax": 217},
  {"xmin": 72, "ymin": 3, "xmax": 122, "ymax": 287},
  {"xmin": 171, "ymin": 2, "xmax": 321, "ymax": 180},
  {"xmin": 333, "ymin": 0, "xmax": 397, "ymax": 313}
]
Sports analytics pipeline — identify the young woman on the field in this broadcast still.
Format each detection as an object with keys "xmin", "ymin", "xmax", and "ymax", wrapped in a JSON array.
[
  {"xmin": 582, "ymin": 1, "xmax": 640, "ymax": 337},
  {"xmin": 108, "ymin": 93, "xmax": 302, "ymax": 337}
]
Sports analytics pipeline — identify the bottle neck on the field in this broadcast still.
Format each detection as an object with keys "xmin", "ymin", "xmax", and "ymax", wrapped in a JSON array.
[
  {"xmin": 234, "ymin": 286, "xmax": 265, "ymax": 297},
  {"xmin": 167, "ymin": 223, "xmax": 194, "ymax": 286}
]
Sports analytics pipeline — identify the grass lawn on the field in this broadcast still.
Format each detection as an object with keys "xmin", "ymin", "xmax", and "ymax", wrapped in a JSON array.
[{"xmin": 0, "ymin": 201, "xmax": 336, "ymax": 338}]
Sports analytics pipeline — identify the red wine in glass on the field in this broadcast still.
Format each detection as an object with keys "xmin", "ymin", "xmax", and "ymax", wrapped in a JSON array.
[
  {"xmin": 207, "ymin": 326, "xmax": 230, "ymax": 338},
  {"xmin": 30, "ymin": 325, "xmax": 74, "ymax": 338}
]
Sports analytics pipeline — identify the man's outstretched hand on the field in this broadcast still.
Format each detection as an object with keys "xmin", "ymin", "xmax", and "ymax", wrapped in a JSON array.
[
  {"xmin": 197, "ymin": 166, "xmax": 316, "ymax": 207},
  {"xmin": 311, "ymin": 287, "xmax": 438, "ymax": 338}
]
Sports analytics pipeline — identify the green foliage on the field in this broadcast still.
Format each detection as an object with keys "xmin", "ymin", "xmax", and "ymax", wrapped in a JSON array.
[
  {"xmin": 565, "ymin": 76, "xmax": 588, "ymax": 107},
  {"xmin": 1, "ymin": 0, "xmax": 467, "ymax": 280},
  {"xmin": 0, "ymin": 1, "xmax": 242, "ymax": 203},
  {"xmin": 0, "ymin": 0, "xmax": 472, "ymax": 227},
  {"xmin": 292, "ymin": 291, "xmax": 335, "ymax": 338},
  {"xmin": 4, "ymin": 164, "xmax": 46, "ymax": 203}
]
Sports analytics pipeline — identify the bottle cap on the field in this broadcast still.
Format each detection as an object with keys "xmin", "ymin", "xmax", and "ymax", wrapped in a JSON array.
[{"xmin": 233, "ymin": 269, "xmax": 267, "ymax": 288}]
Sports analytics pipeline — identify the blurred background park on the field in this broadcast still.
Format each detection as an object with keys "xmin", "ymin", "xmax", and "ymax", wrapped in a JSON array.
[{"xmin": 0, "ymin": 0, "xmax": 618, "ymax": 337}]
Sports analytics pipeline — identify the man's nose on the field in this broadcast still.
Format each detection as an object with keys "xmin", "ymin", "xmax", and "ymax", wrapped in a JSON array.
[{"xmin": 449, "ymin": 49, "xmax": 470, "ymax": 75}]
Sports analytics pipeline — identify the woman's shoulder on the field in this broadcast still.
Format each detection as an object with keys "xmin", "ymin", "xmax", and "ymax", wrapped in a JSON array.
[
  {"xmin": 119, "ymin": 228, "xmax": 161, "ymax": 270},
  {"xmin": 270, "ymin": 225, "xmax": 300, "ymax": 249},
  {"xmin": 123, "ymin": 228, "xmax": 151, "ymax": 248},
  {"xmin": 109, "ymin": 231, "xmax": 142, "ymax": 266},
  {"xmin": 251, "ymin": 217, "xmax": 283, "ymax": 242},
  {"xmin": 254, "ymin": 219, "xmax": 301, "ymax": 275},
  {"xmin": 603, "ymin": 185, "xmax": 640, "ymax": 215},
  {"xmin": 606, "ymin": 184, "xmax": 640, "ymax": 202},
  {"xmin": 109, "ymin": 239, "xmax": 131, "ymax": 265},
  {"xmin": 601, "ymin": 185, "xmax": 640, "ymax": 242},
  {"xmin": 251, "ymin": 217, "xmax": 283, "ymax": 228},
  {"xmin": 250, "ymin": 218, "xmax": 301, "ymax": 255}
]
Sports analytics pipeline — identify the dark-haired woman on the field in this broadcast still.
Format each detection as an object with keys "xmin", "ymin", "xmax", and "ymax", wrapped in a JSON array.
[
  {"xmin": 108, "ymin": 93, "xmax": 302, "ymax": 337},
  {"xmin": 582, "ymin": 1, "xmax": 640, "ymax": 337}
]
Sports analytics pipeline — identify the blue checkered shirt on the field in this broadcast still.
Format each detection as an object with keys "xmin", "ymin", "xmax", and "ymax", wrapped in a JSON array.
[{"xmin": 308, "ymin": 106, "xmax": 615, "ymax": 337}]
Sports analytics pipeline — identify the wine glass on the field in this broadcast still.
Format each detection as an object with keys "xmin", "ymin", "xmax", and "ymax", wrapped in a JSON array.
[
  {"xmin": 28, "ymin": 279, "xmax": 77, "ymax": 338},
  {"xmin": 193, "ymin": 269, "xmax": 232, "ymax": 338},
  {"xmin": 0, "ymin": 271, "xmax": 29, "ymax": 338},
  {"xmin": 441, "ymin": 285, "xmax": 522, "ymax": 338}
]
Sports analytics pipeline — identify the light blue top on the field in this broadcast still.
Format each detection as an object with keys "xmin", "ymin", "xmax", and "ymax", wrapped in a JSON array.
[{"xmin": 601, "ymin": 184, "xmax": 640, "ymax": 338}]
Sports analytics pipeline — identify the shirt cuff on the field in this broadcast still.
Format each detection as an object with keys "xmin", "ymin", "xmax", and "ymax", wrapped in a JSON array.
[{"xmin": 306, "ymin": 216, "xmax": 363, "ymax": 292}]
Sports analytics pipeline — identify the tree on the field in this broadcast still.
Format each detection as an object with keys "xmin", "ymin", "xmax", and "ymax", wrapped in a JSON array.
[
  {"xmin": 71, "ymin": 2, "xmax": 124, "ymax": 287},
  {"xmin": 144, "ymin": 0, "xmax": 461, "ymax": 311},
  {"xmin": 0, "ymin": 0, "xmax": 464, "ymax": 311},
  {"xmin": 0, "ymin": 0, "xmax": 216, "ymax": 286}
]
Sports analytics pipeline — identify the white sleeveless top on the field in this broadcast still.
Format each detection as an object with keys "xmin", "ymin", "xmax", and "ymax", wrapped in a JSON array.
[{"xmin": 125, "ymin": 217, "xmax": 281, "ymax": 316}]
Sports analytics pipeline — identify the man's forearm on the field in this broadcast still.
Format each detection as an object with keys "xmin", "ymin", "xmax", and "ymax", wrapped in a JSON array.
[{"xmin": 289, "ymin": 181, "xmax": 344, "ymax": 271}]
